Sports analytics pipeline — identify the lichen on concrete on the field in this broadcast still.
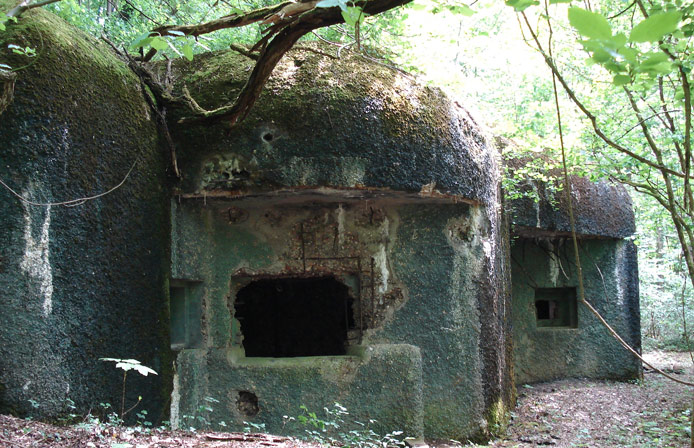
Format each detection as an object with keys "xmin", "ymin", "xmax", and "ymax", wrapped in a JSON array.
[
  {"xmin": 160, "ymin": 46, "xmax": 497, "ymax": 204},
  {"xmin": 171, "ymin": 194, "xmax": 511, "ymax": 441},
  {"xmin": 511, "ymin": 238, "xmax": 641, "ymax": 384},
  {"xmin": 0, "ymin": 3, "xmax": 171, "ymax": 420}
]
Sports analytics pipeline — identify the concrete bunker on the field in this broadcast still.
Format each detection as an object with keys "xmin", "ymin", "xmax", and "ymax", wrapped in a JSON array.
[
  {"xmin": 166, "ymin": 48, "xmax": 512, "ymax": 441},
  {"xmin": 505, "ymin": 145, "xmax": 642, "ymax": 384},
  {"xmin": 0, "ymin": 7, "xmax": 642, "ymax": 443}
]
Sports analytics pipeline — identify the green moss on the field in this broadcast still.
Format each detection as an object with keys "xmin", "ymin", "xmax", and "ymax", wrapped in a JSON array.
[
  {"xmin": 485, "ymin": 397, "xmax": 510, "ymax": 438},
  {"xmin": 0, "ymin": 4, "xmax": 172, "ymax": 421}
]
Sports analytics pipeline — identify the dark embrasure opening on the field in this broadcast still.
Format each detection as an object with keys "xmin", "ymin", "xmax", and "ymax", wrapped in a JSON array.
[
  {"xmin": 235, "ymin": 277, "xmax": 355, "ymax": 357},
  {"xmin": 534, "ymin": 287, "xmax": 577, "ymax": 328}
]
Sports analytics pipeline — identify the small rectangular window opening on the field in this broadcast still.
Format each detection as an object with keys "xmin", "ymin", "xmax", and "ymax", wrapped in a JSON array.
[
  {"xmin": 534, "ymin": 287, "xmax": 577, "ymax": 328},
  {"xmin": 170, "ymin": 280, "xmax": 203, "ymax": 350}
]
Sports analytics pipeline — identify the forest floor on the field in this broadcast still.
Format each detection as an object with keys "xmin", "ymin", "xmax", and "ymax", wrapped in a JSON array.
[
  {"xmin": 0, "ymin": 351, "xmax": 693, "ymax": 448},
  {"xmin": 472, "ymin": 350, "xmax": 693, "ymax": 447}
]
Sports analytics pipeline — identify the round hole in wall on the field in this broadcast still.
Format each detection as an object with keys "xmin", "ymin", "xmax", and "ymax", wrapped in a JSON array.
[
  {"xmin": 237, "ymin": 390, "xmax": 259, "ymax": 417},
  {"xmin": 262, "ymin": 132, "xmax": 274, "ymax": 142}
]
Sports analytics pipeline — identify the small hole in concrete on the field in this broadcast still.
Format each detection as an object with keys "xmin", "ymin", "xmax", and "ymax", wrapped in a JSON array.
[
  {"xmin": 262, "ymin": 132, "xmax": 274, "ymax": 142},
  {"xmin": 237, "ymin": 391, "xmax": 259, "ymax": 417}
]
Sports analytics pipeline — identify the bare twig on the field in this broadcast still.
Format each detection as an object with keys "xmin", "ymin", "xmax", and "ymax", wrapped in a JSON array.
[
  {"xmin": 174, "ymin": 0, "xmax": 412, "ymax": 126},
  {"xmin": 152, "ymin": 2, "xmax": 293, "ymax": 37},
  {"xmin": 520, "ymin": 11, "xmax": 694, "ymax": 181},
  {"xmin": 229, "ymin": 43, "xmax": 259, "ymax": 59},
  {"xmin": 5, "ymin": 0, "xmax": 62, "ymax": 20}
]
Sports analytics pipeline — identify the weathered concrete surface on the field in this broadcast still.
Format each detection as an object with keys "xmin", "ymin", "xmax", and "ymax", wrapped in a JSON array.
[
  {"xmin": 166, "ymin": 47, "xmax": 512, "ymax": 441},
  {"xmin": 0, "ymin": 4, "xmax": 171, "ymax": 419},
  {"xmin": 161, "ymin": 48, "xmax": 497, "ymax": 205},
  {"xmin": 501, "ymin": 137, "xmax": 635, "ymax": 239},
  {"xmin": 174, "ymin": 345, "xmax": 424, "ymax": 436},
  {"xmin": 511, "ymin": 238, "xmax": 641, "ymax": 384},
  {"xmin": 510, "ymin": 176, "xmax": 635, "ymax": 239},
  {"xmin": 171, "ymin": 195, "xmax": 511, "ymax": 441}
]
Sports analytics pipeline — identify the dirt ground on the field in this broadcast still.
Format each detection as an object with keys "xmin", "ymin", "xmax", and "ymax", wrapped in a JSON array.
[
  {"xmin": 1, "ymin": 351, "xmax": 693, "ymax": 448},
  {"xmin": 479, "ymin": 351, "xmax": 694, "ymax": 448}
]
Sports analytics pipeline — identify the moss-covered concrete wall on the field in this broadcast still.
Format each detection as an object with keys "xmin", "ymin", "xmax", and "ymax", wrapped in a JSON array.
[
  {"xmin": 511, "ymin": 238, "xmax": 641, "ymax": 384},
  {"xmin": 506, "ymin": 144, "xmax": 641, "ymax": 384},
  {"xmin": 170, "ymin": 197, "xmax": 509, "ymax": 440},
  {"xmin": 164, "ymin": 45, "xmax": 513, "ymax": 441},
  {"xmin": 0, "ymin": 5, "xmax": 171, "ymax": 419},
  {"xmin": 161, "ymin": 48, "xmax": 497, "ymax": 204}
]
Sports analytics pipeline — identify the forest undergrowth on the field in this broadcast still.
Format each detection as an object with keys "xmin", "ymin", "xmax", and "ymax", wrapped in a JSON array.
[{"xmin": 0, "ymin": 351, "xmax": 691, "ymax": 448}]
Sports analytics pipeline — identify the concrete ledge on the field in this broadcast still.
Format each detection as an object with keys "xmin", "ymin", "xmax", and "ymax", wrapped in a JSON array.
[{"xmin": 173, "ymin": 344, "xmax": 424, "ymax": 437}]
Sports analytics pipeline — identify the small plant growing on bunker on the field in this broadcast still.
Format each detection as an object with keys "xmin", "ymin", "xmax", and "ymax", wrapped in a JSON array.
[
  {"xmin": 243, "ymin": 420, "xmax": 266, "ymax": 433},
  {"xmin": 290, "ymin": 403, "xmax": 405, "ymax": 448},
  {"xmin": 181, "ymin": 396, "xmax": 219, "ymax": 431},
  {"xmin": 100, "ymin": 358, "xmax": 157, "ymax": 421}
]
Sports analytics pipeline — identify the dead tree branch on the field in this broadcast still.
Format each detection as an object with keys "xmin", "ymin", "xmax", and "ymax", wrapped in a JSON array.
[
  {"xmin": 5, "ymin": 0, "xmax": 62, "ymax": 20},
  {"xmin": 152, "ymin": 2, "xmax": 293, "ymax": 37},
  {"xmin": 167, "ymin": 0, "xmax": 411, "ymax": 126}
]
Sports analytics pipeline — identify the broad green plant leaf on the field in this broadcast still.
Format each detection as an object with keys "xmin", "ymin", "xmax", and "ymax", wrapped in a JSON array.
[
  {"xmin": 182, "ymin": 42, "xmax": 194, "ymax": 61},
  {"xmin": 568, "ymin": 7, "xmax": 612, "ymax": 39},
  {"xmin": 150, "ymin": 36, "xmax": 168, "ymax": 51},
  {"xmin": 613, "ymin": 74, "xmax": 631, "ymax": 85},
  {"xmin": 0, "ymin": 13, "xmax": 17, "ymax": 31},
  {"xmin": 341, "ymin": 6, "xmax": 364, "ymax": 26},
  {"xmin": 131, "ymin": 33, "xmax": 153, "ymax": 49},
  {"xmin": 505, "ymin": 0, "xmax": 540, "ymax": 12},
  {"xmin": 629, "ymin": 11, "xmax": 681, "ymax": 42},
  {"xmin": 100, "ymin": 358, "xmax": 158, "ymax": 376}
]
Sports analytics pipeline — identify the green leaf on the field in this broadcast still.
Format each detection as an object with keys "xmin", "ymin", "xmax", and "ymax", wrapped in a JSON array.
[
  {"xmin": 568, "ymin": 7, "xmax": 612, "ymax": 39},
  {"xmin": 640, "ymin": 52, "xmax": 668, "ymax": 66},
  {"xmin": 182, "ymin": 42, "xmax": 194, "ymax": 61},
  {"xmin": 341, "ymin": 5, "xmax": 364, "ymax": 26},
  {"xmin": 100, "ymin": 358, "xmax": 158, "ymax": 376},
  {"xmin": 505, "ymin": 0, "xmax": 540, "ymax": 12},
  {"xmin": 608, "ymin": 33, "xmax": 627, "ymax": 49},
  {"xmin": 131, "ymin": 33, "xmax": 153, "ymax": 49},
  {"xmin": 629, "ymin": 11, "xmax": 681, "ymax": 42},
  {"xmin": 603, "ymin": 61, "xmax": 625, "ymax": 73},
  {"xmin": 591, "ymin": 48, "xmax": 612, "ymax": 63},
  {"xmin": 613, "ymin": 74, "xmax": 631, "ymax": 86},
  {"xmin": 549, "ymin": 0, "xmax": 571, "ymax": 3},
  {"xmin": 447, "ymin": 4, "xmax": 474, "ymax": 16},
  {"xmin": 618, "ymin": 46, "xmax": 638, "ymax": 64},
  {"xmin": 132, "ymin": 364, "xmax": 158, "ymax": 376},
  {"xmin": 150, "ymin": 36, "xmax": 168, "ymax": 51}
]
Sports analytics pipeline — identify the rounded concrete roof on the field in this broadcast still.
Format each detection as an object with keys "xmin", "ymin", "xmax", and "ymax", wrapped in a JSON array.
[{"xmin": 165, "ymin": 46, "xmax": 499, "ymax": 204}]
